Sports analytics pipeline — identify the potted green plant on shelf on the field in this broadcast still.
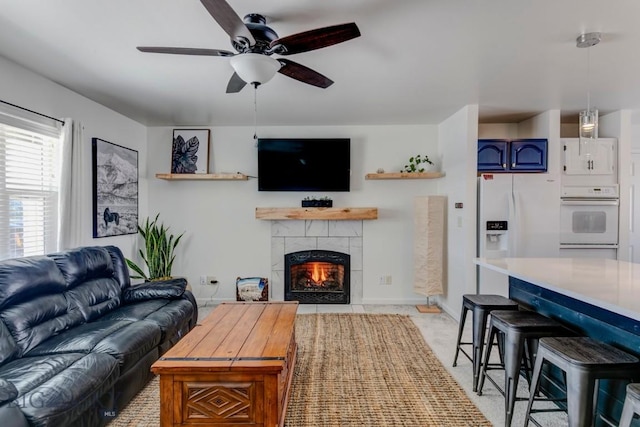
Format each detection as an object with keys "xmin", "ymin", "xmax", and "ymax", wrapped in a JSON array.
[
  {"xmin": 126, "ymin": 213, "xmax": 184, "ymax": 281},
  {"xmin": 402, "ymin": 154, "xmax": 434, "ymax": 173}
]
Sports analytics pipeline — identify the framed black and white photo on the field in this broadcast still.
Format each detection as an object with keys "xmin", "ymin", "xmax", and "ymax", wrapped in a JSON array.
[
  {"xmin": 92, "ymin": 138, "xmax": 139, "ymax": 238},
  {"xmin": 171, "ymin": 129, "xmax": 210, "ymax": 174}
]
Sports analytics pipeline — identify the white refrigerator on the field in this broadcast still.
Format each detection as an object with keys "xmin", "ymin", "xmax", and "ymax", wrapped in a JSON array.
[{"xmin": 477, "ymin": 173, "xmax": 560, "ymax": 296}]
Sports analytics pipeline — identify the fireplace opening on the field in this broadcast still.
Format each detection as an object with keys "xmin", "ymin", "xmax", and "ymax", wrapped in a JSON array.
[{"xmin": 285, "ymin": 250, "xmax": 350, "ymax": 304}]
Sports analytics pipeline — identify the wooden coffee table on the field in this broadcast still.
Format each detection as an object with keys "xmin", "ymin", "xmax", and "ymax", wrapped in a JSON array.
[{"xmin": 151, "ymin": 301, "xmax": 298, "ymax": 427}]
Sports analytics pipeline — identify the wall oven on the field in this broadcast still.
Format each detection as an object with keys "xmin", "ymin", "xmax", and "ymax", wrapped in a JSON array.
[{"xmin": 560, "ymin": 185, "xmax": 619, "ymax": 248}]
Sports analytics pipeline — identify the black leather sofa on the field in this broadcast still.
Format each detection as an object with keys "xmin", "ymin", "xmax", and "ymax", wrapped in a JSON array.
[{"xmin": 0, "ymin": 245, "xmax": 197, "ymax": 427}]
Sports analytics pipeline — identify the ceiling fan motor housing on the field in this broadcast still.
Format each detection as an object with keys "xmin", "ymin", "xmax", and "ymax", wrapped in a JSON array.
[{"xmin": 232, "ymin": 14, "xmax": 279, "ymax": 54}]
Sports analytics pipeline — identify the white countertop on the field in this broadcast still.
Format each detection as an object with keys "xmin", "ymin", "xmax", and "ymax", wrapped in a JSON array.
[{"xmin": 474, "ymin": 257, "xmax": 640, "ymax": 322}]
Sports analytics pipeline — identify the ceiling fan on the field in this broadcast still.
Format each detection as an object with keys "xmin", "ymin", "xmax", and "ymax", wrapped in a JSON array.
[{"xmin": 137, "ymin": 0, "xmax": 361, "ymax": 93}]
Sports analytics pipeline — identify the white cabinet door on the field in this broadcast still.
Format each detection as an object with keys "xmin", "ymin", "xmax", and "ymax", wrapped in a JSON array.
[
  {"xmin": 589, "ymin": 139, "xmax": 615, "ymax": 175},
  {"xmin": 563, "ymin": 140, "xmax": 589, "ymax": 175},
  {"xmin": 562, "ymin": 138, "xmax": 616, "ymax": 176}
]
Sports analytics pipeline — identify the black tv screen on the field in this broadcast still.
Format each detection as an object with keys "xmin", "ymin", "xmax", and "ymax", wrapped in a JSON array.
[{"xmin": 257, "ymin": 138, "xmax": 350, "ymax": 191}]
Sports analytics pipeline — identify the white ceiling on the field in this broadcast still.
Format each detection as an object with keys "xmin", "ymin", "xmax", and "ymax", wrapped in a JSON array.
[{"xmin": 1, "ymin": 0, "xmax": 640, "ymax": 126}]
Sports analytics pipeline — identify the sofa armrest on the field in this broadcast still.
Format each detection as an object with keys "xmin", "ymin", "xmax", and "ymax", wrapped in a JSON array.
[
  {"xmin": 123, "ymin": 278, "xmax": 187, "ymax": 303},
  {"xmin": 0, "ymin": 379, "xmax": 18, "ymax": 405}
]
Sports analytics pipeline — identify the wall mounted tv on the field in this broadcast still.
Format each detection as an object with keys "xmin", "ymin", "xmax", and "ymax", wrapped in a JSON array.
[{"xmin": 257, "ymin": 138, "xmax": 351, "ymax": 192}]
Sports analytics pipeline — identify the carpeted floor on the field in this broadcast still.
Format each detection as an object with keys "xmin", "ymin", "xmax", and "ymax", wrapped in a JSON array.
[{"xmin": 110, "ymin": 313, "xmax": 491, "ymax": 426}]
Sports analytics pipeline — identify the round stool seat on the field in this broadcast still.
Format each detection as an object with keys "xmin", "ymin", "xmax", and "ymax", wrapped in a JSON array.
[
  {"xmin": 463, "ymin": 294, "xmax": 519, "ymax": 309},
  {"xmin": 541, "ymin": 336, "xmax": 638, "ymax": 366}
]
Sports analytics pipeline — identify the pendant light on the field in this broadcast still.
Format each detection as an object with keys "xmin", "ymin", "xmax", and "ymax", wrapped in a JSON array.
[{"xmin": 576, "ymin": 32, "xmax": 601, "ymax": 140}]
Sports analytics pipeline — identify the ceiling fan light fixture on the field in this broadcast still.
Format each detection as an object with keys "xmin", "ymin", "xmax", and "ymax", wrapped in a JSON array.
[{"xmin": 230, "ymin": 53, "xmax": 281, "ymax": 86}]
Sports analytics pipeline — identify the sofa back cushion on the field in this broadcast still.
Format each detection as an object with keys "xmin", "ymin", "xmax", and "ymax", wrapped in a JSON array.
[
  {"xmin": 0, "ymin": 256, "xmax": 66, "ymax": 311},
  {"xmin": 1, "ymin": 294, "xmax": 84, "ymax": 357},
  {"xmin": 48, "ymin": 247, "xmax": 122, "ymax": 321},
  {"xmin": 0, "ymin": 255, "xmax": 84, "ymax": 356},
  {"xmin": 104, "ymin": 245, "xmax": 131, "ymax": 290}
]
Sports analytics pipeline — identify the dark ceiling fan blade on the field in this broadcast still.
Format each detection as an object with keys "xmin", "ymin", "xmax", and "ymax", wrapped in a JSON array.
[
  {"xmin": 200, "ymin": 0, "xmax": 255, "ymax": 47},
  {"xmin": 277, "ymin": 59, "xmax": 334, "ymax": 88},
  {"xmin": 226, "ymin": 72, "xmax": 247, "ymax": 93},
  {"xmin": 270, "ymin": 22, "xmax": 360, "ymax": 55},
  {"xmin": 137, "ymin": 46, "xmax": 235, "ymax": 57}
]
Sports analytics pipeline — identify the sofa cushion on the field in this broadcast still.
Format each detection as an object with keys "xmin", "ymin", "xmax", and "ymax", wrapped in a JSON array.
[
  {"xmin": 92, "ymin": 320, "xmax": 161, "ymax": 371},
  {"xmin": 0, "ymin": 321, "xmax": 17, "ymax": 366},
  {"xmin": 96, "ymin": 298, "xmax": 194, "ymax": 344},
  {"xmin": 26, "ymin": 319, "xmax": 161, "ymax": 372},
  {"xmin": 0, "ymin": 256, "xmax": 66, "ymax": 311},
  {"xmin": 143, "ymin": 299, "xmax": 195, "ymax": 343},
  {"xmin": 1, "ymin": 353, "xmax": 120, "ymax": 427},
  {"xmin": 98, "ymin": 299, "xmax": 170, "ymax": 322},
  {"xmin": 1, "ymin": 293, "xmax": 84, "ymax": 357},
  {"xmin": 123, "ymin": 278, "xmax": 187, "ymax": 303},
  {"xmin": 25, "ymin": 320, "xmax": 132, "ymax": 356}
]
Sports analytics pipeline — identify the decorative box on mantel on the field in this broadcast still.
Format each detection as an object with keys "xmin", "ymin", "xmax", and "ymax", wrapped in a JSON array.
[{"xmin": 301, "ymin": 199, "xmax": 332, "ymax": 208}]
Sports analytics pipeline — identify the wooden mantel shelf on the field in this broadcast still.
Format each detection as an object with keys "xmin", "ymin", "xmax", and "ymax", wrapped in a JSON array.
[
  {"xmin": 155, "ymin": 173, "xmax": 248, "ymax": 181},
  {"xmin": 365, "ymin": 172, "xmax": 444, "ymax": 180},
  {"xmin": 255, "ymin": 207, "xmax": 378, "ymax": 220}
]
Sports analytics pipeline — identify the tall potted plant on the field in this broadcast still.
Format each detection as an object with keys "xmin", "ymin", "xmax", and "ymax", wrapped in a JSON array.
[{"xmin": 126, "ymin": 213, "xmax": 184, "ymax": 281}]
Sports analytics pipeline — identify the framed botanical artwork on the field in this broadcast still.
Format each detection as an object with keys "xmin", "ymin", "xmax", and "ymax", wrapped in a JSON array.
[
  {"xmin": 91, "ymin": 138, "xmax": 139, "ymax": 238},
  {"xmin": 171, "ymin": 129, "xmax": 210, "ymax": 174}
]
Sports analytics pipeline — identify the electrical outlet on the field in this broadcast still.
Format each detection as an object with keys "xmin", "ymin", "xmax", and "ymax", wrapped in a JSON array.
[
  {"xmin": 199, "ymin": 275, "xmax": 207, "ymax": 286},
  {"xmin": 379, "ymin": 275, "xmax": 392, "ymax": 286},
  {"xmin": 206, "ymin": 276, "xmax": 218, "ymax": 285}
]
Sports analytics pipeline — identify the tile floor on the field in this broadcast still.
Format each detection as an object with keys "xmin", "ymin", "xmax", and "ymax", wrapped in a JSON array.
[{"xmin": 197, "ymin": 303, "xmax": 568, "ymax": 426}]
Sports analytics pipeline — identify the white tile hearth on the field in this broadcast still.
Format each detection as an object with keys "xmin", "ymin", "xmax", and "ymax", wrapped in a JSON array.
[{"xmin": 270, "ymin": 219, "xmax": 364, "ymax": 304}]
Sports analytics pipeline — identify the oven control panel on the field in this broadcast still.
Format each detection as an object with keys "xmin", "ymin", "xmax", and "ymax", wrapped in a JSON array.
[{"xmin": 561, "ymin": 185, "xmax": 619, "ymax": 198}]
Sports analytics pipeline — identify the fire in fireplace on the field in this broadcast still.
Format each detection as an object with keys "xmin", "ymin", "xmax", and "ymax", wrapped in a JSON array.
[{"xmin": 284, "ymin": 250, "xmax": 350, "ymax": 304}]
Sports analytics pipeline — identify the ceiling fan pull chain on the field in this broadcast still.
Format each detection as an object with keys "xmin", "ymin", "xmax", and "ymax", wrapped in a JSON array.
[{"xmin": 253, "ymin": 83, "xmax": 258, "ymax": 139}]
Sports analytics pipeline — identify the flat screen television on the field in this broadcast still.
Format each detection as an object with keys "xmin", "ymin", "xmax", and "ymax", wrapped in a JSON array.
[{"xmin": 257, "ymin": 138, "xmax": 350, "ymax": 191}]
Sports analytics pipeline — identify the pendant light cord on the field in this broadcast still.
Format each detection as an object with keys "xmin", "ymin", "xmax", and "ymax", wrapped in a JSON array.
[{"xmin": 586, "ymin": 47, "xmax": 591, "ymax": 112}]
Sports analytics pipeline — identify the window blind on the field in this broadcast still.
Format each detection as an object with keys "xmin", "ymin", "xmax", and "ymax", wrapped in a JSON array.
[{"xmin": 0, "ymin": 119, "xmax": 61, "ymax": 260}]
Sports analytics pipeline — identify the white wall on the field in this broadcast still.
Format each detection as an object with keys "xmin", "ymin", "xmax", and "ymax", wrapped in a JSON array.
[
  {"xmin": 146, "ymin": 125, "xmax": 441, "ymax": 304},
  {"xmin": 438, "ymin": 105, "xmax": 479, "ymax": 318},
  {"xmin": 0, "ymin": 56, "xmax": 148, "ymax": 259},
  {"xmin": 601, "ymin": 110, "xmax": 633, "ymax": 260}
]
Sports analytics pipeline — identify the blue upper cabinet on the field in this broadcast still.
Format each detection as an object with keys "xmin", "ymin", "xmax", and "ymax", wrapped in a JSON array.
[
  {"xmin": 477, "ymin": 140, "xmax": 508, "ymax": 171},
  {"xmin": 478, "ymin": 139, "xmax": 547, "ymax": 172},
  {"xmin": 509, "ymin": 139, "xmax": 547, "ymax": 171}
]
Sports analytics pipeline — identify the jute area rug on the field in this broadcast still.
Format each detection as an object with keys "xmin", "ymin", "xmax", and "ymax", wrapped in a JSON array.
[{"xmin": 109, "ymin": 313, "xmax": 490, "ymax": 426}]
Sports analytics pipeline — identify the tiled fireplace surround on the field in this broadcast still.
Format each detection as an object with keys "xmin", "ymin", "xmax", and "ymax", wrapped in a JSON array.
[{"xmin": 270, "ymin": 220, "xmax": 363, "ymax": 304}]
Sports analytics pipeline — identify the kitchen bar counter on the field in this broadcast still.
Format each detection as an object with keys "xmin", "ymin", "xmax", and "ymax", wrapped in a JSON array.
[
  {"xmin": 474, "ymin": 257, "xmax": 640, "ymax": 424},
  {"xmin": 474, "ymin": 257, "xmax": 640, "ymax": 321}
]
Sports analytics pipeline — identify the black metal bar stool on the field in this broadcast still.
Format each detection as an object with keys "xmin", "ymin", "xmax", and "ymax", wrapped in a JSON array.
[
  {"xmin": 476, "ymin": 310, "xmax": 574, "ymax": 427},
  {"xmin": 524, "ymin": 336, "xmax": 640, "ymax": 427},
  {"xmin": 452, "ymin": 294, "xmax": 519, "ymax": 392},
  {"xmin": 620, "ymin": 383, "xmax": 640, "ymax": 426}
]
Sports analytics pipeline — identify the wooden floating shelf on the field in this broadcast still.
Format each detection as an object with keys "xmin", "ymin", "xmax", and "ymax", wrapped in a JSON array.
[
  {"xmin": 155, "ymin": 173, "xmax": 248, "ymax": 181},
  {"xmin": 255, "ymin": 207, "xmax": 378, "ymax": 221},
  {"xmin": 365, "ymin": 172, "xmax": 444, "ymax": 180}
]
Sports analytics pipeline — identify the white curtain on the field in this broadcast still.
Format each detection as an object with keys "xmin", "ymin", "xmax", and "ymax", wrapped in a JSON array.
[{"xmin": 58, "ymin": 119, "xmax": 83, "ymax": 250}]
